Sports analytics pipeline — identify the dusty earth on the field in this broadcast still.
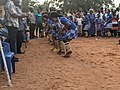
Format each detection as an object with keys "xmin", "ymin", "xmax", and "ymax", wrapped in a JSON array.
[{"xmin": 1, "ymin": 37, "xmax": 120, "ymax": 90}]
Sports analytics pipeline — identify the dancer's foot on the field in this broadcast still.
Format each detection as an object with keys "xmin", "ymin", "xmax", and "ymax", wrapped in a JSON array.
[{"xmin": 63, "ymin": 51, "xmax": 72, "ymax": 58}]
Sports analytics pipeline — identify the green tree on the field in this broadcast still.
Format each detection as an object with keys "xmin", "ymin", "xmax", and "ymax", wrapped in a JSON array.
[
  {"xmin": 21, "ymin": 0, "xmax": 31, "ymax": 12},
  {"xmin": 21, "ymin": 0, "xmax": 40, "ymax": 12},
  {"xmin": 49, "ymin": 0, "xmax": 114, "ymax": 12}
]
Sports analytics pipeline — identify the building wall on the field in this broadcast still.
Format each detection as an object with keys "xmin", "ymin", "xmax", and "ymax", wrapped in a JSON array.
[{"xmin": 0, "ymin": 5, "xmax": 5, "ymax": 18}]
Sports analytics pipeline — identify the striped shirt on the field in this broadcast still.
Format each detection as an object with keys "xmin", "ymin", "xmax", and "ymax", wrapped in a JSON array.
[
  {"xmin": 4, "ymin": 0, "xmax": 19, "ymax": 28},
  {"xmin": 112, "ymin": 17, "xmax": 118, "ymax": 30}
]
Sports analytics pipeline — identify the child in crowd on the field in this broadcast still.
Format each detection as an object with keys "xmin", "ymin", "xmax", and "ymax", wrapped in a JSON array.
[
  {"xmin": 104, "ymin": 9, "xmax": 113, "ymax": 37},
  {"xmin": 76, "ymin": 13, "xmax": 83, "ymax": 37},
  {"xmin": 101, "ymin": 15, "xmax": 106, "ymax": 36},
  {"xmin": 69, "ymin": 16, "xmax": 74, "ymax": 22},
  {"xmin": 95, "ymin": 13, "xmax": 103, "ymax": 36},
  {"xmin": 42, "ymin": 16, "xmax": 48, "ymax": 37},
  {"xmin": 28, "ymin": 7, "xmax": 36, "ymax": 39}
]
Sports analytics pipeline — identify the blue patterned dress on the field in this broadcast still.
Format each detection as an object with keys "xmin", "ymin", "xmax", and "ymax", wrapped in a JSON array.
[{"xmin": 88, "ymin": 14, "xmax": 96, "ymax": 36}]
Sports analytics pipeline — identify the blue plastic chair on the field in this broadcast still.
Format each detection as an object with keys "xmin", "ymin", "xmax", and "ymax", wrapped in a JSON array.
[
  {"xmin": 0, "ymin": 41, "xmax": 15, "ymax": 79},
  {"xmin": 0, "ymin": 28, "xmax": 9, "ymax": 42}
]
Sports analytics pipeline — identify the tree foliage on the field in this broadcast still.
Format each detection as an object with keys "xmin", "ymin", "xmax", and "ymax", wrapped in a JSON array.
[
  {"xmin": 21, "ymin": 0, "xmax": 31, "ymax": 12},
  {"xmin": 21, "ymin": 0, "xmax": 40, "ymax": 12},
  {"xmin": 48, "ymin": 0, "xmax": 114, "ymax": 11}
]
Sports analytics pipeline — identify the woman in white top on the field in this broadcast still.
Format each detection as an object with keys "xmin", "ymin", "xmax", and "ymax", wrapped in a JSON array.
[{"xmin": 76, "ymin": 13, "xmax": 83, "ymax": 37}]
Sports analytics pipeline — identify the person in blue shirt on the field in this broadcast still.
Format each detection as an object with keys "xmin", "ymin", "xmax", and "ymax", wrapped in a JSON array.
[
  {"xmin": 47, "ymin": 18, "xmax": 55, "ymax": 44},
  {"xmin": 88, "ymin": 9, "xmax": 96, "ymax": 37},
  {"xmin": 43, "ymin": 16, "xmax": 60, "ymax": 51},
  {"xmin": 104, "ymin": 9, "xmax": 113, "ymax": 36},
  {"xmin": 50, "ymin": 12, "xmax": 78, "ymax": 58},
  {"xmin": 35, "ymin": 8, "xmax": 43, "ymax": 38},
  {"xmin": 83, "ymin": 10, "xmax": 90, "ymax": 37}
]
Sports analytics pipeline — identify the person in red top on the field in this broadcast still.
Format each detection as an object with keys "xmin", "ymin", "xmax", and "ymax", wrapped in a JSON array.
[{"xmin": 111, "ymin": 11, "xmax": 118, "ymax": 37}]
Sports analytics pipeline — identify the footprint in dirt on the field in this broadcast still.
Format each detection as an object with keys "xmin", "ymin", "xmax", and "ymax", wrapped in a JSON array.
[
  {"xmin": 104, "ymin": 53, "xmax": 118, "ymax": 57},
  {"xmin": 80, "ymin": 59, "xmax": 85, "ymax": 62}
]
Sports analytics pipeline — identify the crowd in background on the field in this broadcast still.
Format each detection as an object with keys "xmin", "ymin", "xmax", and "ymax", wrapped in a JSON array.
[
  {"xmin": 28, "ymin": 7, "xmax": 120, "ymax": 39},
  {"xmin": 64, "ymin": 7, "xmax": 120, "ymax": 37}
]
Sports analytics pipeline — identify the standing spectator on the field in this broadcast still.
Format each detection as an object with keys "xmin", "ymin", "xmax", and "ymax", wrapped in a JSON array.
[
  {"xmin": 117, "ymin": 8, "xmax": 120, "ymax": 37},
  {"xmin": 96, "ymin": 10, "xmax": 103, "ymax": 19},
  {"xmin": 100, "ymin": 7, "xmax": 104, "ymax": 18},
  {"xmin": 15, "ymin": 0, "xmax": 26, "ymax": 54},
  {"xmin": 115, "ymin": 8, "xmax": 119, "ymax": 19},
  {"xmin": 111, "ymin": 11, "xmax": 118, "ymax": 37},
  {"xmin": 83, "ymin": 10, "xmax": 90, "ymax": 37},
  {"xmin": 69, "ymin": 16, "xmax": 74, "ymax": 22},
  {"xmin": 35, "ymin": 8, "xmax": 43, "ymax": 38},
  {"xmin": 88, "ymin": 9, "xmax": 96, "ymax": 36},
  {"xmin": 5, "ymin": 0, "xmax": 26, "ymax": 61},
  {"xmin": 76, "ymin": 13, "xmax": 83, "ymax": 37},
  {"xmin": 28, "ymin": 7, "xmax": 36, "ymax": 39},
  {"xmin": 104, "ymin": 9, "xmax": 113, "ymax": 36},
  {"xmin": 95, "ymin": 13, "xmax": 103, "ymax": 36},
  {"xmin": 101, "ymin": 15, "xmax": 106, "ymax": 36}
]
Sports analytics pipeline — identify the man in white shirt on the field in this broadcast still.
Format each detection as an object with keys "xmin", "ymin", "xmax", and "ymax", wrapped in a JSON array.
[
  {"xmin": 5, "ymin": 0, "xmax": 26, "ymax": 61},
  {"xmin": 28, "ymin": 7, "xmax": 36, "ymax": 39}
]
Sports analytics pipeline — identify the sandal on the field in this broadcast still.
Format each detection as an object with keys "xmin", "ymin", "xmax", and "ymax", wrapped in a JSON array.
[{"xmin": 63, "ymin": 51, "xmax": 72, "ymax": 58}]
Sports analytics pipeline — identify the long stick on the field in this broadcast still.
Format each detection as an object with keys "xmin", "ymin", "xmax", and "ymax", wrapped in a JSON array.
[{"xmin": 0, "ymin": 40, "xmax": 12, "ymax": 87}]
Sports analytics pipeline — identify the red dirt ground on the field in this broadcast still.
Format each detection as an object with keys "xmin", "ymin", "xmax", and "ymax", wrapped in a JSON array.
[{"xmin": 1, "ymin": 37, "xmax": 120, "ymax": 90}]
